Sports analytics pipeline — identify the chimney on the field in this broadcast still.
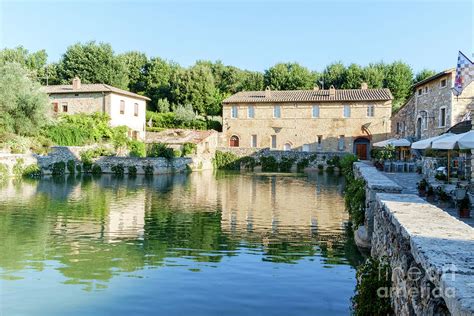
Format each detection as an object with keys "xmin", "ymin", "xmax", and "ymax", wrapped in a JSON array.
[
  {"xmin": 313, "ymin": 85, "xmax": 320, "ymax": 91},
  {"xmin": 72, "ymin": 77, "xmax": 81, "ymax": 90},
  {"xmin": 361, "ymin": 82, "xmax": 368, "ymax": 90},
  {"xmin": 265, "ymin": 86, "xmax": 272, "ymax": 98},
  {"xmin": 329, "ymin": 85, "xmax": 335, "ymax": 97}
]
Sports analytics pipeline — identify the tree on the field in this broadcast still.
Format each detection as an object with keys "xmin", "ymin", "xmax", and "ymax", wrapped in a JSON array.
[
  {"xmin": 239, "ymin": 70, "xmax": 264, "ymax": 91},
  {"xmin": 0, "ymin": 46, "xmax": 48, "ymax": 81},
  {"xmin": 362, "ymin": 63, "xmax": 385, "ymax": 88},
  {"xmin": 264, "ymin": 62, "xmax": 316, "ymax": 90},
  {"xmin": 156, "ymin": 98, "xmax": 171, "ymax": 113},
  {"xmin": 322, "ymin": 62, "xmax": 346, "ymax": 88},
  {"xmin": 117, "ymin": 51, "xmax": 148, "ymax": 93},
  {"xmin": 414, "ymin": 69, "xmax": 436, "ymax": 84},
  {"xmin": 0, "ymin": 63, "xmax": 49, "ymax": 136},
  {"xmin": 57, "ymin": 41, "xmax": 129, "ymax": 89},
  {"xmin": 342, "ymin": 63, "xmax": 363, "ymax": 89},
  {"xmin": 143, "ymin": 57, "xmax": 176, "ymax": 110},
  {"xmin": 384, "ymin": 61, "xmax": 414, "ymax": 110}
]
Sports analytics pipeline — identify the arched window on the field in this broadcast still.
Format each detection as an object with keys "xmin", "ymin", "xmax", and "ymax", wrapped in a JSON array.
[
  {"xmin": 283, "ymin": 143, "xmax": 292, "ymax": 151},
  {"xmin": 230, "ymin": 135, "xmax": 240, "ymax": 147}
]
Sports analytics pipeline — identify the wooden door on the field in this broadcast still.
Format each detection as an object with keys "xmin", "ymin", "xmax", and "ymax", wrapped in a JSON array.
[{"xmin": 356, "ymin": 144, "xmax": 368, "ymax": 160}]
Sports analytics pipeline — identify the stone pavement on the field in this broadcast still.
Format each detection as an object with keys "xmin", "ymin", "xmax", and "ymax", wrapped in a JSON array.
[{"xmin": 383, "ymin": 171, "xmax": 474, "ymax": 227}]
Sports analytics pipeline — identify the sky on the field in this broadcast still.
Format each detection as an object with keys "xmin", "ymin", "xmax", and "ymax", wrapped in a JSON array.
[{"xmin": 0, "ymin": 0, "xmax": 473, "ymax": 73}]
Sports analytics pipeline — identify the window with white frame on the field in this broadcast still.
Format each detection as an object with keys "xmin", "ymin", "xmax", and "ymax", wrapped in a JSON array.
[
  {"xmin": 251, "ymin": 135, "xmax": 257, "ymax": 148},
  {"xmin": 312, "ymin": 105, "xmax": 320, "ymax": 118},
  {"xmin": 231, "ymin": 105, "xmax": 238, "ymax": 118},
  {"xmin": 440, "ymin": 79, "xmax": 447, "ymax": 88},
  {"xmin": 367, "ymin": 105, "xmax": 375, "ymax": 117},
  {"xmin": 338, "ymin": 135, "xmax": 345, "ymax": 151},
  {"xmin": 343, "ymin": 105, "xmax": 351, "ymax": 118},
  {"xmin": 134, "ymin": 103, "xmax": 139, "ymax": 116},
  {"xmin": 439, "ymin": 107, "xmax": 446, "ymax": 127},
  {"xmin": 273, "ymin": 105, "xmax": 281, "ymax": 118},
  {"xmin": 248, "ymin": 105, "xmax": 255, "ymax": 118},
  {"xmin": 120, "ymin": 100, "xmax": 125, "ymax": 114}
]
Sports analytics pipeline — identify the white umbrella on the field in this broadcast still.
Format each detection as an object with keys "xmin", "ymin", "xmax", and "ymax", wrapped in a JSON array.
[
  {"xmin": 373, "ymin": 138, "xmax": 411, "ymax": 147},
  {"xmin": 411, "ymin": 133, "xmax": 454, "ymax": 149},
  {"xmin": 432, "ymin": 131, "xmax": 474, "ymax": 149}
]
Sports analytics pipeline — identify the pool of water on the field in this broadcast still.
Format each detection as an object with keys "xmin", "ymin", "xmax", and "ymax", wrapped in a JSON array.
[{"xmin": 0, "ymin": 171, "xmax": 362, "ymax": 315}]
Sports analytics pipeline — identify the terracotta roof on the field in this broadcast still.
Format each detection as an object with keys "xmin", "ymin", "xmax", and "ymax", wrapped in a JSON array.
[
  {"xmin": 41, "ymin": 83, "xmax": 151, "ymax": 101},
  {"xmin": 412, "ymin": 68, "xmax": 455, "ymax": 88},
  {"xmin": 145, "ymin": 129, "xmax": 217, "ymax": 144},
  {"xmin": 223, "ymin": 88, "xmax": 393, "ymax": 103}
]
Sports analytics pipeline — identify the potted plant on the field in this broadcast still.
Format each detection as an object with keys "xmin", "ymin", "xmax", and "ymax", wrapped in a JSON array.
[
  {"xmin": 426, "ymin": 186, "xmax": 435, "ymax": 202},
  {"xmin": 417, "ymin": 179, "xmax": 428, "ymax": 197},
  {"xmin": 459, "ymin": 195, "xmax": 471, "ymax": 218},
  {"xmin": 437, "ymin": 188, "xmax": 451, "ymax": 208}
]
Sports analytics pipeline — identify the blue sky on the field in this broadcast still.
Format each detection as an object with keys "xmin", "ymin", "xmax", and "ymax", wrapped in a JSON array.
[{"xmin": 0, "ymin": 0, "xmax": 472, "ymax": 73}]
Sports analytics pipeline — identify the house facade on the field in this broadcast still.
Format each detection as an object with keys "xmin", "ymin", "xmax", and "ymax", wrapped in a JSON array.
[
  {"xmin": 392, "ymin": 69, "xmax": 473, "ymax": 140},
  {"xmin": 221, "ymin": 84, "xmax": 393, "ymax": 160},
  {"xmin": 42, "ymin": 78, "xmax": 149, "ymax": 140}
]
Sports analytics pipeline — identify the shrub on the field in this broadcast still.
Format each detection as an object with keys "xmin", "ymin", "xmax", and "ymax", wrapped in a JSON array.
[
  {"xmin": 240, "ymin": 156, "xmax": 256, "ymax": 171},
  {"xmin": 75, "ymin": 164, "xmax": 82, "ymax": 173},
  {"xmin": 326, "ymin": 156, "xmax": 341, "ymax": 169},
  {"xmin": 128, "ymin": 140, "xmax": 146, "ymax": 158},
  {"xmin": 340, "ymin": 154, "xmax": 358, "ymax": 179},
  {"xmin": 147, "ymin": 143, "xmax": 174, "ymax": 159},
  {"xmin": 22, "ymin": 164, "xmax": 41, "ymax": 178},
  {"xmin": 52, "ymin": 161, "xmax": 66, "ymax": 176},
  {"xmin": 67, "ymin": 160, "xmax": 75, "ymax": 174},
  {"xmin": 260, "ymin": 156, "xmax": 278, "ymax": 172},
  {"xmin": 213, "ymin": 151, "xmax": 240, "ymax": 170},
  {"xmin": 182, "ymin": 142, "xmax": 197, "ymax": 156},
  {"xmin": 143, "ymin": 164, "xmax": 154, "ymax": 175},
  {"xmin": 80, "ymin": 146, "xmax": 114, "ymax": 164},
  {"xmin": 128, "ymin": 165, "xmax": 137, "ymax": 176},
  {"xmin": 297, "ymin": 158, "xmax": 310, "ymax": 172},
  {"xmin": 82, "ymin": 161, "xmax": 92, "ymax": 173},
  {"xmin": 111, "ymin": 164, "xmax": 124, "ymax": 176},
  {"xmin": 173, "ymin": 149, "xmax": 182, "ymax": 158},
  {"xmin": 91, "ymin": 164, "xmax": 102, "ymax": 175},
  {"xmin": 279, "ymin": 157, "xmax": 296, "ymax": 172},
  {"xmin": 13, "ymin": 158, "xmax": 25, "ymax": 177},
  {"xmin": 317, "ymin": 164, "xmax": 324, "ymax": 171},
  {"xmin": 326, "ymin": 166, "xmax": 335, "ymax": 173},
  {"xmin": 0, "ymin": 163, "xmax": 8, "ymax": 180},
  {"xmin": 351, "ymin": 257, "xmax": 392, "ymax": 316},
  {"xmin": 111, "ymin": 126, "xmax": 129, "ymax": 151},
  {"xmin": 345, "ymin": 178, "xmax": 366, "ymax": 227}
]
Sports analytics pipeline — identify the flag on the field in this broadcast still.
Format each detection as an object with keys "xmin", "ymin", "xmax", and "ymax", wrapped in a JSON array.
[{"xmin": 453, "ymin": 51, "xmax": 474, "ymax": 96}]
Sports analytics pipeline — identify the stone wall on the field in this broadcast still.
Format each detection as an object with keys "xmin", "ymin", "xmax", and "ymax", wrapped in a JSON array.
[
  {"xmin": 372, "ymin": 193, "xmax": 474, "ymax": 315},
  {"xmin": 353, "ymin": 162, "xmax": 402, "ymax": 248}
]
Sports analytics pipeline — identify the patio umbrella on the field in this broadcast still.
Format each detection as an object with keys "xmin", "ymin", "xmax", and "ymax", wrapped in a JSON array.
[
  {"xmin": 411, "ymin": 133, "xmax": 454, "ymax": 149},
  {"xmin": 373, "ymin": 138, "xmax": 411, "ymax": 147}
]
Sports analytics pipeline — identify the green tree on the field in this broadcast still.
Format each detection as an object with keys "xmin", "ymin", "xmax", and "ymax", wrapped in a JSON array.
[
  {"xmin": 362, "ymin": 63, "xmax": 385, "ymax": 88},
  {"xmin": 264, "ymin": 62, "xmax": 316, "ymax": 90},
  {"xmin": 239, "ymin": 70, "xmax": 264, "ymax": 91},
  {"xmin": 118, "ymin": 51, "xmax": 148, "ymax": 93},
  {"xmin": 384, "ymin": 61, "xmax": 414, "ymax": 110},
  {"xmin": 156, "ymin": 98, "xmax": 171, "ymax": 113},
  {"xmin": 143, "ymin": 57, "xmax": 176, "ymax": 110},
  {"xmin": 342, "ymin": 63, "xmax": 363, "ymax": 89},
  {"xmin": 322, "ymin": 62, "xmax": 346, "ymax": 88},
  {"xmin": 57, "ymin": 41, "xmax": 129, "ymax": 89},
  {"xmin": 0, "ymin": 63, "xmax": 49, "ymax": 136},
  {"xmin": 414, "ymin": 69, "xmax": 436, "ymax": 84}
]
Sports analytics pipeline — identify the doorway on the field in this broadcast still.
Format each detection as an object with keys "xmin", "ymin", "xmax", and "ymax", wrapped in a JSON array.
[{"xmin": 353, "ymin": 137, "xmax": 370, "ymax": 160}]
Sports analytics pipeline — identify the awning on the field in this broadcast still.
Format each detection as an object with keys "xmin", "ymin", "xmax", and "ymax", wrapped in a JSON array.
[
  {"xmin": 373, "ymin": 138, "xmax": 411, "ymax": 147},
  {"xmin": 411, "ymin": 133, "xmax": 454, "ymax": 149},
  {"xmin": 432, "ymin": 131, "xmax": 474, "ymax": 150}
]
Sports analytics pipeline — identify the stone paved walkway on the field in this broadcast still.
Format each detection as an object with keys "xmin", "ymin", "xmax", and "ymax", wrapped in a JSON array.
[{"xmin": 383, "ymin": 171, "xmax": 474, "ymax": 227}]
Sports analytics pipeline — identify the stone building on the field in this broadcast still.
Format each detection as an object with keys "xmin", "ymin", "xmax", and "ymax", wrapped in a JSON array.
[
  {"xmin": 392, "ymin": 69, "xmax": 473, "ymax": 140},
  {"xmin": 42, "ymin": 77, "xmax": 150, "ymax": 140},
  {"xmin": 145, "ymin": 129, "xmax": 219, "ymax": 155},
  {"xmin": 221, "ymin": 84, "xmax": 393, "ymax": 160}
]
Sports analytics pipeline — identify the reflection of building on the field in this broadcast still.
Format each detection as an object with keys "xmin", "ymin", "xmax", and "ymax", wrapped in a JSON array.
[
  {"xmin": 222, "ymin": 85, "xmax": 392, "ymax": 160},
  {"xmin": 106, "ymin": 190, "xmax": 146, "ymax": 241},
  {"xmin": 392, "ymin": 69, "xmax": 473, "ymax": 140},
  {"xmin": 42, "ymin": 77, "xmax": 149, "ymax": 140}
]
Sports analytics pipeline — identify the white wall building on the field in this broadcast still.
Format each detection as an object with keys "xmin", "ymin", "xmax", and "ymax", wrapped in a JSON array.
[{"xmin": 42, "ymin": 77, "xmax": 149, "ymax": 140}]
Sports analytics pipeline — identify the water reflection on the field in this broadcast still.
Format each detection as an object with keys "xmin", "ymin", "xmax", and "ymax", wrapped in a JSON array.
[{"xmin": 0, "ymin": 171, "xmax": 362, "ymax": 314}]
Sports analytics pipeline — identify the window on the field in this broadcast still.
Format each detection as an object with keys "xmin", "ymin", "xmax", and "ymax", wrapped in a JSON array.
[
  {"xmin": 439, "ymin": 107, "xmax": 446, "ymax": 127},
  {"xmin": 419, "ymin": 111, "xmax": 428, "ymax": 130},
  {"xmin": 367, "ymin": 105, "xmax": 375, "ymax": 117},
  {"xmin": 62, "ymin": 103, "xmax": 68, "ymax": 112},
  {"xmin": 248, "ymin": 105, "xmax": 255, "ymax": 118},
  {"xmin": 343, "ymin": 105, "xmax": 351, "ymax": 118},
  {"xmin": 134, "ymin": 103, "xmax": 139, "ymax": 117},
  {"xmin": 440, "ymin": 79, "xmax": 447, "ymax": 88},
  {"xmin": 396, "ymin": 122, "xmax": 401, "ymax": 134},
  {"xmin": 302, "ymin": 144, "xmax": 310, "ymax": 152},
  {"xmin": 273, "ymin": 105, "xmax": 281, "ymax": 118},
  {"xmin": 271, "ymin": 135, "xmax": 277, "ymax": 149},
  {"xmin": 317, "ymin": 135, "xmax": 323, "ymax": 146},
  {"xmin": 312, "ymin": 105, "xmax": 320, "ymax": 118},
  {"xmin": 424, "ymin": 86, "xmax": 428, "ymax": 94},
  {"xmin": 120, "ymin": 100, "xmax": 125, "ymax": 114},
  {"xmin": 418, "ymin": 88, "xmax": 422, "ymax": 96},
  {"xmin": 52, "ymin": 102, "xmax": 59, "ymax": 112},
  {"xmin": 338, "ymin": 135, "xmax": 345, "ymax": 151},
  {"xmin": 251, "ymin": 135, "xmax": 257, "ymax": 148},
  {"xmin": 231, "ymin": 105, "xmax": 238, "ymax": 118}
]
